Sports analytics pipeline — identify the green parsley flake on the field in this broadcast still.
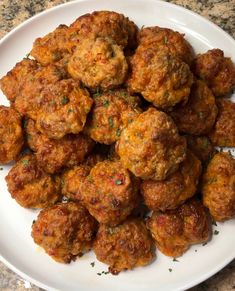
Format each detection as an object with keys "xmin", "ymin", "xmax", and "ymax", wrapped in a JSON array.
[
  {"xmin": 214, "ymin": 230, "xmax": 219, "ymax": 235},
  {"xmin": 116, "ymin": 128, "xmax": 121, "ymax": 137},
  {"xmin": 168, "ymin": 268, "xmax": 172, "ymax": 272},
  {"xmin": 173, "ymin": 258, "xmax": 179, "ymax": 262},
  {"xmin": 115, "ymin": 179, "xmax": 122, "ymax": 185},
  {"xmin": 25, "ymin": 53, "xmax": 30, "ymax": 58},
  {"xmin": 22, "ymin": 159, "xmax": 29, "ymax": 166},
  {"xmin": 202, "ymin": 242, "xmax": 207, "ymax": 246},
  {"xmin": 164, "ymin": 36, "xmax": 168, "ymax": 44},
  {"xmin": 0, "ymin": 167, "xmax": 3, "ymax": 171},
  {"xmin": 90, "ymin": 262, "xmax": 95, "ymax": 267},
  {"xmin": 103, "ymin": 100, "xmax": 110, "ymax": 108},
  {"xmin": 61, "ymin": 96, "xmax": 69, "ymax": 105},
  {"xmin": 108, "ymin": 117, "xmax": 114, "ymax": 128}
]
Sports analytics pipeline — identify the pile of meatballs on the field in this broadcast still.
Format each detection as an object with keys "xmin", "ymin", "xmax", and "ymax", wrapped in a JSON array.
[{"xmin": 0, "ymin": 11, "xmax": 235, "ymax": 275}]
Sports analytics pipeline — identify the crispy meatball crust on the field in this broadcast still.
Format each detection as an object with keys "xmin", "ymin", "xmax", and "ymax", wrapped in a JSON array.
[
  {"xmin": 127, "ymin": 47, "xmax": 193, "ymax": 110},
  {"xmin": 84, "ymin": 89, "xmax": 142, "ymax": 144},
  {"xmin": 0, "ymin": 106, "xmax": 24, "ymax": 164},
  {"xmin": 138, "ymin": 26, "xmax": 194, "ymax": 65},
  {"xmin": 171, "ymin": 80, "xmax": 218, "ymax": 135},
  {"xmin": 0, "ymin": 58, "xmax": 39, "ymax": 102},
  {"xmin": 141, "ymin": 151, "xmax": 202, "ymax": 211},
  {"xmin": 186, "ymin": 135, "xmax": 215, "ymax": 163},
  {"xmin": 79, "ymin": 160, "xmax": 140, "ymax": 226},
  {"xmin": 116, "ymin": 108, "xmax": 187, "ymax": 181},
  {"xmin": 192, "ymin": 49, "xmax": 235, "ymax": 97},
  {"xmin": 68, "ymin": 36, "xmax": 128, "ymax": 90},
  {"xmin": 147, "ymin": 199, "xmax": 212, "ymax": 257},
  {"xmin": 25, "ymin": 119, "xmax": 94, "ymax": 174},
  {"xmin": 202, "ymin": 152, "xmax": 235, "ymax": 221},
  {"xmin": 5, "ymin": 154, "xmax": 61, "ymax": 208},
  {"xmin": 70, "ymin": 11, "xmax": 138, "ymax": 50},
  {"xmin": 35, "ymin": 79, "xmax": 93, "ymax": 139},
  {"xmin": 208, "ymin": 99, "xmax": 235, "ymax": 147},
  {"xmin": 31, "ymin": 202, "xmax": 97, "ymax": 263},
  {"xmin": 93, "ymin": 218, "xmax": 155, "ymax": 274}
]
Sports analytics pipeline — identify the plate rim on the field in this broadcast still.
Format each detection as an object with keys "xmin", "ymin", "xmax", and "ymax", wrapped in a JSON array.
[{"xmin": 0, "ymin": 0, "xmax": 234, "ymax": 290}]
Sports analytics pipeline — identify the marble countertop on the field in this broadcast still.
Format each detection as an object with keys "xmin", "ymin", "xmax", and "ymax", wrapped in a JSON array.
[{"xmin": 0, "ymin": 0, "xmax": 234, "ymax": 290}]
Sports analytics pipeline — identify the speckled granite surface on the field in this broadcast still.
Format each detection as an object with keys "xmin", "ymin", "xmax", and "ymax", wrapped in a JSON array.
[{"xmin": 0, "ymin": 0, "xmax": 234, "ymax": 290}]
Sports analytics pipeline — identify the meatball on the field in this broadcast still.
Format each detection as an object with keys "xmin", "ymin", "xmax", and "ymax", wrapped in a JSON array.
[
  {"xmin": 31, "ymin": 202, "xmax": 97, "ymax": 263},
  {"xmin": 192, "ymin": 49, "xmax": 235, "ymax": 97},
  {"xmin": 141, "ymin": 150, "xmax": 202, "ymax": 211},
  {"xmin": 202, "ymin": 152, "xmax": 235, "ymax": 221},
  {"xmin": 208, "ymin": 99, "xmax": 235, "ymax": 147},
  {"xmin": 13, "ymin": 63, "xmax": 67, "ymax": 119},
  {"xmin": 30, "ymin": 24, "xmax": 82, "ymax": 66},
  {"xmin": 147, "ymin": 199, "xmax": 212, "ymax": 257},
  {"xmin": 116, "ymin": 108, "xmax": 187, "ymax": 181},
  {"xmin": 79, "ymin": 160, "xmax": 139, "ymax": 226},
  {"xmin": 93, "ymin": 218, "xmax": 155, "ymax": 274},
  {"xmin": 70, "ymin": 11, "xmax": 138, "ymax": 50},
  {"xmin": 171, "ymin": 80, "xmax": 218, "ymax": 135},
  {"xmin": 5, "ymin": 154, "xmax": 61, "ymax": 208},
  {"xmin": 0, "ymin": 106, "xmax": 24, "ymax": 164},
  {"xmin": 68, "ymin": 36, "xmax": 128, "ymax": 90},
  {"xmin": 186, "ymin": 135, "xmax": 215, "ymax": 163},
  {"xmin": 138, "ymin": 26, "xmax": 194, "ymax": 65},
  {"xmin": 0, "ymin": 58, "xmax": 38, "ymax": 102},
  {"xmin": 84, "ymin": 89, "xmax": 142, "ymax": 144},
  {"xmin": 127, "ymin": 47, "xmax": 193, "ymax": 110},
  {"xmin": 35, "ymin": 79, "xmax": 93, "ymax": 139},
  {"xmin": 25, "ymin": 119, "xmax": 94, "ymax": 174}
]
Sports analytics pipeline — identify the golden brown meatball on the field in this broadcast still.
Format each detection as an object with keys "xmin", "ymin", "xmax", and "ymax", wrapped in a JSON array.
[
  {"xmin": 127, "ymin": 47, "xmax": 193, "ymax": 110},
  {"xmin": 35, "ymin": 79, "xmax": 93, "ymax": 139},
  {"xmin": 5, "ymin": 154, "xmax": 61, "ymax": 208},
  {"xmin": 70, "ymin": 11, "xmax": 138, "ymax": 50},
  {"xmin": 208, "ymin": 99, "xmax": 235, "ymax": 147},
  {"xmin": 31, "ymin": 202, "xmax": 97, "ymax": 263},
  {"xmin": 138, "ymin": 26, "xmax": 194, "ymax": 65},
  {"xmin": 202, "ymin": 152, "xmax": 235, "ymax": 221},
  {"xmin": 116, "ymin": 108, "xmax": 187, "ymax": 181},
  {"xmin": 186, "ymin": 135, "xmax": 215, "ymax": 163},
  {"xmin": 0, "ymin": 106, "xmax": 24, "ymax": 164},
  {"xmin": 147, "ymin": 199, "xmax": 212, "ymax": 257},
  {"xmin": 30, "ymin": 24, "xmax": 82, "ymax": 66},
  {"xmin": 13, "ymin": 63, "xmax": 67, "ymax": 119},
  {"xmin": 171, "ymin": 80, "xmax": 218, "ymax": 135},
  {"xmin": 79, "ymin": 160, "xmax": 139, "ymax": 226},
  {"xmin": 0, "ymin": 58, "xmax": 38, "ymax": 102},
  {"xmin": 192, "ymin": 49, "xmax": 235, "ymax": 97},
  {"xmin": 93, "ymin": 218, "xmax": 155, "ymax": 274},
  {"xmin": 25, "ymin": 119, "xmax": 94, "ymax": 174},
  {"xmin": 84, "ymin": 89, "xmax": 142, "ymax": 144},
  {"xmin": 68, "ymin": 36, "xmax": 128, "ymax": 90},
  {"xmin": 141, "ymin": 151, "xmax": 202, "ymax": 211}
]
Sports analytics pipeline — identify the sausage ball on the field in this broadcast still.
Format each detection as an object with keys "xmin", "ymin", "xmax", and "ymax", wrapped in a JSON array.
[
  {"xmin": 30, "ymin": 24, "xmax": 82, "ymax": 66},
  {"xmin": 202, "ymin": 152, "xmax": 235, "ymax": 221},
  {"xmin": 35, "ymin": 79, "xmax": 93, "ymax": 139},
  {"xmin": 138, "ymin": 26, "xmax": 194, "ymax": 65},
  {"xmin": 0, "ymin": 58, "xmax": 38, "ymax": 102},
  {"xmin": 93, "ymin": 218, "xmax": 155, "ymax": 274},
  {"xmin": 127, "ymin": 47, "xmax": 193, "ymax": 110},
  {"xmin": 31, "ymin": 202, "xmax": 97, "ymax": 263},
  {"xmin": 116, "ymin": 108, "xmax": 187, "ymax": 181},
  {"xmin": 68, "ymin": 36, "xmax": 128, "ymax": 91},
  {"xmin": 141, "ymin": 150, "xmax": 202, "ymax": 211},
  {"xmin": 25, "ymin": 119, "xmax": 94, "ymax": 174},
  {"xmin": 147, "ymin": 199, "xmax": 212, "ymax": 257},
  {"xmin": 0, "ymin": 106, "xmax": 24, "ymax": 164},
  {"xmin": 185, "ymin": 135, "xmax": 215, "ymax": 163},
  {"xmin": 192, "ymin": 49, "xmax": 235, "ymax": 97},
  {"xmin": 84, "ymin": 89, "xmax": 142, "ymax": 144},
  {"xmin": 13, "ymin": 63, "xmax": 67, "ymax": 119},
  {"xmin": 208, "ymin": 99, "xmax": 235, "ymax": 147},
  {"xmin": 70, "ymin": 11, "xmax": 138, "ymax": 51},
  {"xmin": 79, "ymin": 160, "xmax": 140, "ymax": 226},
  {"xmin": 5, "ymin": 154, "xmax": 61, "ymax": 208},
  {"xmin": 171, "ymin": 80, "xmax": 218, "ymax": 135}
]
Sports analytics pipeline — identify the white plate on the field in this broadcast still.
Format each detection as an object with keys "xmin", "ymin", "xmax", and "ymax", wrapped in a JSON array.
[{"xmin": 0, "ymin": 0, "xmax": 234, "ymax": 290}]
